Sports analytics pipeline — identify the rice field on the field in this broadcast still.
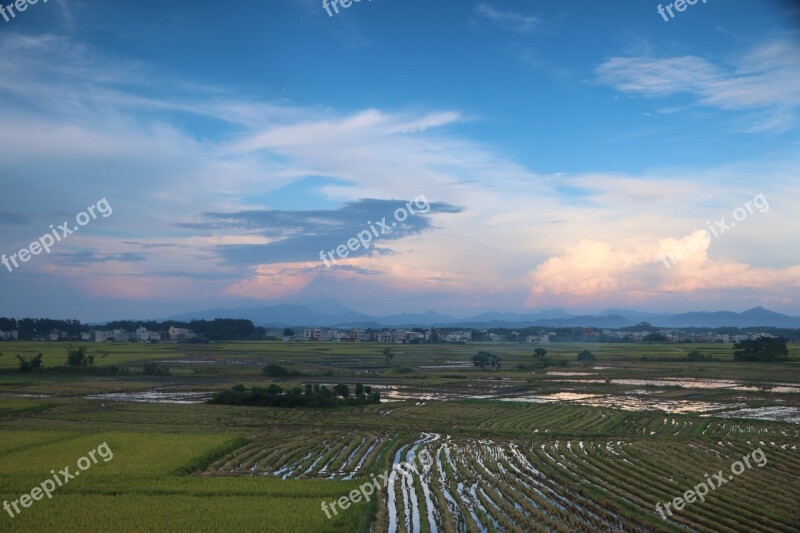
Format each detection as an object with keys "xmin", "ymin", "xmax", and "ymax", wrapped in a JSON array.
[{"xmin": 0, "ymin": 340, "xmax": 798, "ymax": 531}]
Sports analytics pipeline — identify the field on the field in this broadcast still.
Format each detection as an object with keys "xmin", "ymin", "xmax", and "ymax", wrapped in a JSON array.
[{"xmin": 0, "ymin": 340, "xmax": 798, "ymax": 531}]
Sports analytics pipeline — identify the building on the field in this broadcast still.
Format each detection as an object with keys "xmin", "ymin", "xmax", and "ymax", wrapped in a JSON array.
[
  {"xmin": 444, "ymin": 331, "xmax": 471, "ymax": 343},
  {"xmin": 94, "ymin": 331, "xmax": 113, "ymax": 342},
  {"xmin": 168, "ymin": 327, "xmax": 196, "ymax": 341},
  {"xmin": 113, "ymin": 329, "xmax": 132, "ymax": 342},
  {"xmin": 0, "ymin": 330, "xmax": 19, "ymax": 341},
  {"xmin": 136, "ymin": 327, "xmax": 161, "ymax": 342}
]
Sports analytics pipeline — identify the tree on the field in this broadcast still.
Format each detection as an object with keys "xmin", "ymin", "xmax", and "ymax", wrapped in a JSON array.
[
  {"xmin": 332, "ymin": 384, "xmax": 350, "ymax": 398},
  {"xmin": 733, "ymin": 336, "xmax": 789, "ymax": 362},
  {"xmin": 533, "ymin": 348, "xmax": 547, "ymax": 358},
  {"xmin": 383, "ymin": 348, "xmax": 394, "ymax": 364},
  {"xmin": 283, "ymin": 328, "xmax": 294, "ymax": 337},
  {"xmin": 142, "ymin": 362, "xmax": 170, "ymax": 375},
  {"xmin": 16, "ymin": 353, "xmax": 42, "ymax": 372},
  {"xmin": 355, "ymin": 383, "xmax": 365, "ymax": 397},
  {"xmin": 472, "ymin": 351, "xmax": 501, "ymax": 369},
  {"xmin": 66, "ymin": 345, "xmax": 94, "ymax": 367},
  {"xmin": 577, "ymin": 350, "xmax": 595, "ymax": 362},
  {"xmin": 687, "ymin": 350, "xmax": 710, "ymax": 362},
  {"xmin": 262, "ymin": 364, "xmax": 290, "ymax": 377}
]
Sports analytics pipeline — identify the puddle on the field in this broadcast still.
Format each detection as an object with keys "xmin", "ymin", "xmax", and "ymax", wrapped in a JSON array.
[
  {"xmin": 86, "ymin": 391, "xmax": 212, "ymax": 404},
  {"xmin": 419, "ymin": 364, "xmax": 474, "ymax": 369},
  {"xmin": 378, "ymin": 386, "xmax": 497, "ymax": 402},
  {"xmin": 546, "ymin": 372, "xmax": 596, "ymax": 377},
  {"xmin": 704, "ymin": 406, "xmax": 800, "ymax": 425},
  {"xmin": 501, "ymin": 393, "xmax": 734, "ymax": 413},
  {"xmin": 502, "ymin": 392, "xmax": 601, "ymax": 403},
  {"xmin": 152, "ymin": 360, "xmax": 217, "ymax": 365},
  {"xmin": 0, "ymin": 393, "xmax": 51, "ymax": 398},
  {"xmin": 554, "ymin": 378, "xmax": 800, "ymax": 391}
]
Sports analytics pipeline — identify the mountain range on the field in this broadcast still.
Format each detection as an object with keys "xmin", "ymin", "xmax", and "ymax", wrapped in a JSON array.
[{"xmin": 165, "ymin": 302, "xmax": 800, "ymax": 329}]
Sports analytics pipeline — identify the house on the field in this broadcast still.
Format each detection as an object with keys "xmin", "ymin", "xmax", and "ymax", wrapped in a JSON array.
[
  {"xmin": 0, "ymin": 330, "xmax": 19, "ymax": 341},
  {"xmin": 94, "ymin": 331, "xmax": 113, "ymax": 342},
  {"xmin": 136, "ymin": 327, "xmax": 161, "ymax": 342},
  {"xmin": 168, "ymin": 327, "xmax": 196, "ymax": 341},
  {"xmin": 113, "ymin": 329, "xmax": 132, "ymax": 342},
  {"xmin": 444, "ymin": 331, "xmax": 471, "ymax": 343}
]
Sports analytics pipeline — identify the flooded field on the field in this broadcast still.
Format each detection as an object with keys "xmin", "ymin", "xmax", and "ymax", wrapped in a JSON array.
[
  {"xmin": 86, "ymin": 391, "xmax": 212, "ymax": 404},
  {"xmin": 706, "ymin": 406, "xmax": 800, "ymax": 425}
]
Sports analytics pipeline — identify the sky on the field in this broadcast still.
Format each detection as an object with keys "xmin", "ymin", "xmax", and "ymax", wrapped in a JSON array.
[{"xmin": 0, "ymin": 0, "xmax": 799, "ymax": 322}]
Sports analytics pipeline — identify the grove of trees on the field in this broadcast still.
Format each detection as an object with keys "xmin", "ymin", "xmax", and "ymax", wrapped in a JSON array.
[
  {"xmin": 209, "ymin": 383, "xmax": 380, "ymax": 408},
  {"xmin": 472, "ymin": 351, "xmax": 501, "ymax": 369},
  {"xmin": 733, "ymin": 336, "xmax": 789, "ymax": 362}
]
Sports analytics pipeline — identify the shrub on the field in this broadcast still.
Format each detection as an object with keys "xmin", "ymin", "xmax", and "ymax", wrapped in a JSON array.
[
  {"xmin": 16, "ymin": 353, "xmax": 43, "ymax": 372},
  {"xmin": 66, "ymin": 345, "xmax": 94, "ymax": 367}
]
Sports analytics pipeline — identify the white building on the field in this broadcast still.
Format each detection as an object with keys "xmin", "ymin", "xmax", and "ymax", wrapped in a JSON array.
[
  {"xmin": 444, "ymin": 331, "xmax": 471, "ymax": 343},
  {"xmin": 168, "ymin": 327, "xmax": 196, "ymax": 341},
  {"xmin": 136, "ymin": 327, "xmax": 161, "ymax": 342},
  {"xmin": 0, "ymin": 330, "xmax": 19, "ymax": 341},
  {"xmin": 94, "ymin": 331, "xmax": 113, "ymax": 342},
  {"xmin": 113, "ymin": 329, "xmax": 132, "ymax": 342}
]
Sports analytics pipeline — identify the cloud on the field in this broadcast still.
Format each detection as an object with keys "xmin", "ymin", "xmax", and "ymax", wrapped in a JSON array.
[
  {"xmin": 56, "ymin": 252, "xmax": 148, "ymax": 266},
  {"xmin": 178, "ymin": 198, "xmax": 464, "ymax": 264},
  {"xmin": 595, "ymin": 40, "xmax": 800, "ymax": 132},
  {"xmin": 0, "ymin": 212, "xmax": 32, "ymax": 226},
  {"xmin": 525, "ymin": 230, "xmax": 800, "ymax": 307},
  {"xmin": 474, "ymin": 4, "xmax": 538, "ymax": 33}
]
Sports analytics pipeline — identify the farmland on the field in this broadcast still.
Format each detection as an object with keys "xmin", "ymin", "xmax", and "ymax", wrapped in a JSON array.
[{"xmin": 0, "ymin": 341, "xmax": 798, "ymax": 531}]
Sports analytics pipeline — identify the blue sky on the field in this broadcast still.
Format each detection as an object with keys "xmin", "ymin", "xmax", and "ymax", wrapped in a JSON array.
[{"xmin": 0, "ymin": 0, "xmax": 799, "ymax": 321}]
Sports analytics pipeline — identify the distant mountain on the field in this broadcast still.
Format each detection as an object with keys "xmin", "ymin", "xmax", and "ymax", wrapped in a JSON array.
[
  {"xmin": 650, "ymin": 307, "xmax": 800, "ymax": 328},
  {"xmin": 166, "ymin": 303, "xmax": 374, "ymax": 327},
  {"xmin": 164, "ymin": 302, "xmax": 800, "ymax": 329}
]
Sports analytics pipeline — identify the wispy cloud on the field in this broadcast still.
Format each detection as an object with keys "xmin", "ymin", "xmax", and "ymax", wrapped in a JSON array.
[
  {"xmin": 0, "ymin": 212, "xmax": 32, "ymax": 226},
  {"xmin": 474, "ymin": 4, "xmax": 538, "ymax": 33},
  {"xmin": 595, "ymin": 40, "xmax": 800, "ymax": 132}
]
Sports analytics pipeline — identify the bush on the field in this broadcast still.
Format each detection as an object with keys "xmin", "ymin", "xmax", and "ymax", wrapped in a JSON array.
[
  {"xmin": 262, "ymin": 364, "xmax": 303, "ymax": 377},
  {"xmin": 142, "ymin": 362, "xmax": 170, "ymax": 375},
  {"xmin": 16, "ymin": 353, "xmax": 43, "ymax": 372},
  {"xmin": 687, "ymin": 350, "xmax": 710, "ymax": 362},
  {"xmin": 577, "ymin": 350, "xmax": 595, "ymax": 362},
  {"xmin": 66, "ymin": 345, "xmax": 94, "ymax": 367},
  {"xmin": 472, "ymin": 351, "xmax": 502, "ymax": 369}
]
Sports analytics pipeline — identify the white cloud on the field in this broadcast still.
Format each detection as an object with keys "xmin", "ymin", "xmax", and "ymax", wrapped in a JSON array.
[
  {"xmin": 595, "ymin": 40, "xmax": 800, "ymax": 132},
  {"xmin": 474, "ymin": 4, "xmax": 538, "ymax": 33}
]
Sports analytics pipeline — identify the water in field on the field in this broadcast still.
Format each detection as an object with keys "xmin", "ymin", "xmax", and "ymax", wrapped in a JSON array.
[
  {"xmin": 554, "ymin": 377, "xmax": 800, "ymax": 392},
  {"xmin": 86, "ymin": 391, "xmax": 212, "ymax": 404},
  {"xmin": 500, "ymin": 393, "xmax": 733, "ymax": 413},
  {"xmin": 704, "ymin": 406, "xmax": 800, "ymax": 425}
]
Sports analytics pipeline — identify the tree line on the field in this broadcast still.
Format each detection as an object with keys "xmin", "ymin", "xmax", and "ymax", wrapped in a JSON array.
[{"xmin": 0, "ymin": 318, "xmax": 264, "ymax": 341}]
